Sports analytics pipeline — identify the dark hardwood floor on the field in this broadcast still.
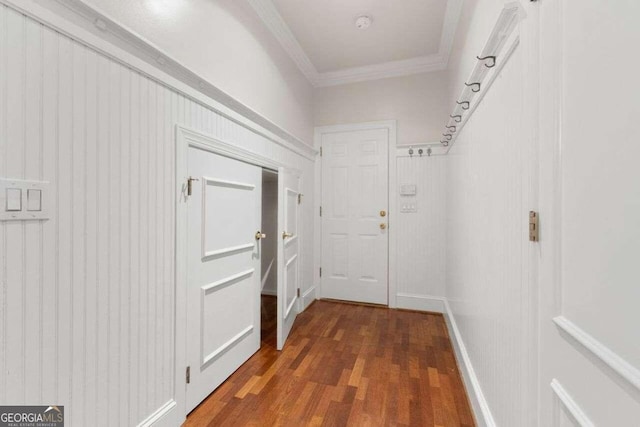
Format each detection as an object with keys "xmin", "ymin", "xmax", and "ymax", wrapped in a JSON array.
[{"xmin": 185, "ymin": 297, "xmax": 475, "ymax": 427}]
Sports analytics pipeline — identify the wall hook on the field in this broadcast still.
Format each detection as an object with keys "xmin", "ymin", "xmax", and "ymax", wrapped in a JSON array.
[
  {"xmin": 408, "ymin": 146, "xmax": 414, "ymax": 157},
  {"xmin": 476, "ymin": 55, "xmax": 496, "ymax": 68},
  {"xmin": 427, "ymin": 147, "xmax": 432, "ymax": 157},
  {"xmin": 465, "ymin": 82, "xmax": 481, "ymax": 93},
  {"xmin": 446, "ymin": 125, "xmax": 457, "ymax": 132},
  {"xmin": 450, "ymin": 115, "xmax": 462, "ymax": 123},
  {"xmin": 443, "ymin": 134, "xmax": 452, "ymax": 140},
  {"xmin": 456, "ymin": 101, "xmax": 470, "ymax": 110},
  {"xmin": 441, "ymin": 140, "xmax": 449, "ymax": 147},
  {"xmin": 418, "ymin": 148, "xmax": 424, "ymax": 157}
]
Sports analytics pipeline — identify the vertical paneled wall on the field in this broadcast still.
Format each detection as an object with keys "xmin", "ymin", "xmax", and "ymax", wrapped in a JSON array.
[
  {"xmin": 445, "ymin": 37, "xmax": 532, "ymax": 426},
  {"xmin": 395, "ymin": 155, "xmax": 447, "ymax": 302},
  {"xmin": 0, "ymin": 4, "xmax": 314, "ymax": 426}
]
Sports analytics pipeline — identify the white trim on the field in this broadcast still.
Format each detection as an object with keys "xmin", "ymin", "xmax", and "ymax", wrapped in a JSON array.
[
  {"xmin": 314, "ymin": 120, "xmax": 397, "ymax": 307},
  {"xmin": 314, "ymin": 55, "xmax": 447, "ymax": 87},
  {"xmin": 553, "ymin": 316, "xmax": 640, "ymax": 391},
  {"xmin": 202, "ymin": 325, "xmax": 255, "ymax": 366},
  {"xmin": 203, "ymin": 177, "xmax": 256, "ymax": 191},
  {"xmin": 396, "ymin": 294, "xmax": 445, "ymax": 313},
  {"xmin": 202, "ymin": 269, "xmax": 255, "ymax": 294},
  {"xmin": 202, "ymin": 243, "xmax": 254, "ymax": 259},
  {"xmin": 550, "ymin": 379, "xmax": 595, "ymax": 427},
  {"xmin": 248, "ymin": 0, "xmax": 463, "ymax": 86},
  {"xmin": 136, "ymin": 400, "xmax": 177, "ymax": 427},
  {"xmin": 0, "ymin": 0, "xmax": 316, "ymax": 160},
  {"xmin": 442, "ymin": 300, "xmax": 497, "ymax": 427}
]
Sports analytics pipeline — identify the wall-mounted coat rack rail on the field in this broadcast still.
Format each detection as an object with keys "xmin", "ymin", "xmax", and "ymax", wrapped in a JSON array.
[
  {"xmin": 397, "ymin": 143, "xmax": 447, "ymax": 158},
  {"xmin": 439, "ymin": 2, "xmax": 526, "ymax": 152}
]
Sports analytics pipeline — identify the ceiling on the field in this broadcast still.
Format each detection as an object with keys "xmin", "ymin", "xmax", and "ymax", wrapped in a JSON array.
[{"xmin": 248, "ymin": 0, "xmax": 463, "ymax": 87}]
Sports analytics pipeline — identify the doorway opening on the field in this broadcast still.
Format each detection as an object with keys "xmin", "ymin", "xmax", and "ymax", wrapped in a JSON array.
[{"xmin": 260, "ymin": 168, "xmax": 278, "ymax": 349}]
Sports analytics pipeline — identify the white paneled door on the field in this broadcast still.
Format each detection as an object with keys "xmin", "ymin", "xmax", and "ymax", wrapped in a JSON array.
[
  {"xmin": 186, "ymin": 148, "xmax": 262, "ymax": 412},
  {"xmin": 277, "ymin": 168, "xmax": 301, "ymax": 350},
  {"xmin": 321, "ymin": 128, "xmax": 389, "ymax": 305}
]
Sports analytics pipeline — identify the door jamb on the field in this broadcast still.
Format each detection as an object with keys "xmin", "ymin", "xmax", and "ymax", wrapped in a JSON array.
[
  {"xmin": 313, "ymin": 120, "xmax": 397, "ymax": 307},
  {"xmin": 175, "ymin": 125, "xmax": 299, "ymax": 422}
]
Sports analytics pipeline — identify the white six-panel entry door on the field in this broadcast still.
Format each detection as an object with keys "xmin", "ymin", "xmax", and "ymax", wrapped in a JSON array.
[{"xmin": 321, "ymin": 128, "xmax": 389, "ymax": 305}]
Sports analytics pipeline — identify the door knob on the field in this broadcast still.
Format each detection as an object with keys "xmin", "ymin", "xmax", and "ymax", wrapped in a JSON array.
[
  {"xmin": 380, "ymin": 210, "xmax": 386, "ymax": 217},
  {"xmin": 380, "ymin": 223, "xmax": 387, "ymax": 230},
  {"xmin": 255, "ymin": 231, "xmax": 266, "ymax": 240},
  {"xmin": 282, "ymin": 231, "xmax": 293, "ymax": 239}
]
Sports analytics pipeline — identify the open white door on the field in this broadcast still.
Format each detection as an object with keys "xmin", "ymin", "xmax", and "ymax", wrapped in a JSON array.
[
  {"xmin": 185, "ymin": 148, "xmax": 262, "ymax": 412},
  {"xmin": 276, "ymin": 168, "xmax": 301, "ymax": 350}
]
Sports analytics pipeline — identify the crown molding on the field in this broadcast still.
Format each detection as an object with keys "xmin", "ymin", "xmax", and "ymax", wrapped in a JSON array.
[
  {"xmin": 248, "ymin": 0, "xmax": 463, "ymax": 87},
  {"xmin": 3, "ymin": 0, "xmax": 317, "ymax": 159}
]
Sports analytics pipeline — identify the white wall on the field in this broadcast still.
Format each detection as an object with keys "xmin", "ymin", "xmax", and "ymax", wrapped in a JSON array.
[
  {"xmin": 314, "ymin": 72, "xmax": 449, "ymax": 146},
  {"xmin": 0, "ymin": 2, "xmax": 315, "ymax": 426},
  {"xmin": 38, "ymin": 0, "xmax": 315, "ymax": 144},
  {"xmin": 395, "ymin": 152, "xmax": 447, "ymax": 310},
  {"xmin": 447, "ymin": 0, "xmax": 640, "ymax": 426}
]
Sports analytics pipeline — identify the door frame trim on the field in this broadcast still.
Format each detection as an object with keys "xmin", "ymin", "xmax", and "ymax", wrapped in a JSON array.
[
  {"xmin": 314, "ymin": 120, "xmax": 397, "ymax": 307},
  {"xmin": 175, "ymin": 124, "xmax": 299, "ymax": 421}
]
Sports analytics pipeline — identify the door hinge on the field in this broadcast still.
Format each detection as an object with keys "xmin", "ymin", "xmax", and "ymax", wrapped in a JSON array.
[
  {"xmin": 529, "ymin": 211, "xmax": 539, "ymax": 242},
  {"xmin": 187, "ymin": 176, "xmax": 199, "ymax": 196},
  {"xmin": 319, "ymin": 206, "xmax": 322, "ymax": 217},
  {"xmin": 186, "ymin": 366, "xmax": 191, "ymax": 384},
  {"xmin": 297, "ymin": 288, "xmax": 301, "ymax": 298},
  {"xmin": 298, "ymin": 193, "xmax": 302, "ymax": 204},
  {"xmin": 319, "ymin": 267, "xmax": 322, "ymax": 277}
]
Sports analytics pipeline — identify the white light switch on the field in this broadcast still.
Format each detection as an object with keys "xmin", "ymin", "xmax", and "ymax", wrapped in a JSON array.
[
  {"xmin": 27, "ymin": 189, "xmax": 42, "ymax": 211},
  {"xmin": 1, "ymin": 178, "xmax": 49, "ymax": 221},
  {"xmin": 6, "ymin": 188, "xmax": 21, "ymax": 211}
]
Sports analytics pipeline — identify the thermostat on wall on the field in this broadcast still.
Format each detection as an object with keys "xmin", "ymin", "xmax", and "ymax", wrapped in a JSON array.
[{"xmin": 399, "ymin": 184, "xmax": 417, "ymax": 196}]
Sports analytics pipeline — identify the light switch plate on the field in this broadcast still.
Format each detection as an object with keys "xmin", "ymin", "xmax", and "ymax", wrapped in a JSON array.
[{"xmin": 0, "ymin": 178, "xmax": 49, "ymax": 221}]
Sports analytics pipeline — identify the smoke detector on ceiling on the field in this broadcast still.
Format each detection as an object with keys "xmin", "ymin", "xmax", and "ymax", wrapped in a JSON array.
[{"xmin": 355, "ymin": 15, "xmax": 372, "ymax": 30}]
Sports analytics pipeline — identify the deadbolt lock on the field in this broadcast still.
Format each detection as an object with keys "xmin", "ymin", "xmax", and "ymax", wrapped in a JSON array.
[
  {"xmin": 380, "ymin": 210, "xmax": 386, "ymax": 217},
  {"xmin": 380, "ymin": 223, "xmax": 387, "ymax": 230},
  {"xmin": 255, "ymin": 231, "xmax": 266, "ymax": 240}
]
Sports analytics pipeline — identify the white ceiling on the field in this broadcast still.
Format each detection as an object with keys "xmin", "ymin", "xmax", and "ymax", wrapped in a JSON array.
[{"xmin": 248, "ymin": 0, "xmax": 463, "ymax": 87}]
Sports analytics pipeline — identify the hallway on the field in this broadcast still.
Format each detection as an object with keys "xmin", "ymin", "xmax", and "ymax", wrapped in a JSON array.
[{"xmin": 186, "ymin": 299, "xmax": 474, "ymax": 426}]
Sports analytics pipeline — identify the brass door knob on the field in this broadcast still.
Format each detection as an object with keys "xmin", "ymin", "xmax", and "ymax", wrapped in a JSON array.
[
  {"xmin": 380, "ymin": 210, "xmax": 386, "ymax": 217},
  {"xmin": 380, "ymin": 223, "xmax": 387, "ymax": 230},
  {"xmin": 255, "ymin": 231, "xmax": 266, "ymax": 240},
  {"xmin": 282, "ymin": 231, "xmax": 293, "ymax": 239}
]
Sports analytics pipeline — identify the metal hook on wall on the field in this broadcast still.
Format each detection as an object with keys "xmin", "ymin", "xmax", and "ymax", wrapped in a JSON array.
[
  {"xmin": 465, "ymin": 82, "xmax": 481, "ymax": 93},
  {"xmin": 456, "ymin": 101, "xmax": 470, "ymax": 110},
  {"xmin": 408, "ymin": 146, "xmax": 414, "ymax": 157},
  {"xmin": 443, "ymin": 134, "xmax": 452, "ymax": 140},
  {"xmin": 446, "ymin": 125, "xmax": 457, "ymax": 132},
  {"xmin": 418, "ymin": 148, "xmax": 424, "ymax": 157},
  {"xmin": 427, "ymin": 147, "xmax": 432, "ymax": 157},
  {"xmin": 476, "ymin": 55, "xmax": 496, "ymax": 68},
  {"xmin": 450, "ymin": 115, "xmax": 462, "ymax": 123},
  {"xmin": 441, "ymin": 140, "xmax": 449, "ymax": 147}
]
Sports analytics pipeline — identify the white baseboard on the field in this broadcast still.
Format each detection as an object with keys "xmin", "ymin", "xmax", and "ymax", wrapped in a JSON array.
[
  {"xmin": 261, "ymin": 288, "xmax": 277, "ymax": 296},
  {"xmin": 396, "ymin": 293, "xmax": 445, "ymax": 313},
  {"xmin": 137, "ymin": 399, "xmax": 178, "ymax": 427},
  {"xmin": 442, "ymin": 300, "xmax": 496, "ymax": 427}
]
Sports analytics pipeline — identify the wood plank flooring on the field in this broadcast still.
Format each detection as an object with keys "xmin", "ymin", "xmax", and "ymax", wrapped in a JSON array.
[{"xmin": 185, "ymin": 298, "xmax": 475, "ymax": 427}]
